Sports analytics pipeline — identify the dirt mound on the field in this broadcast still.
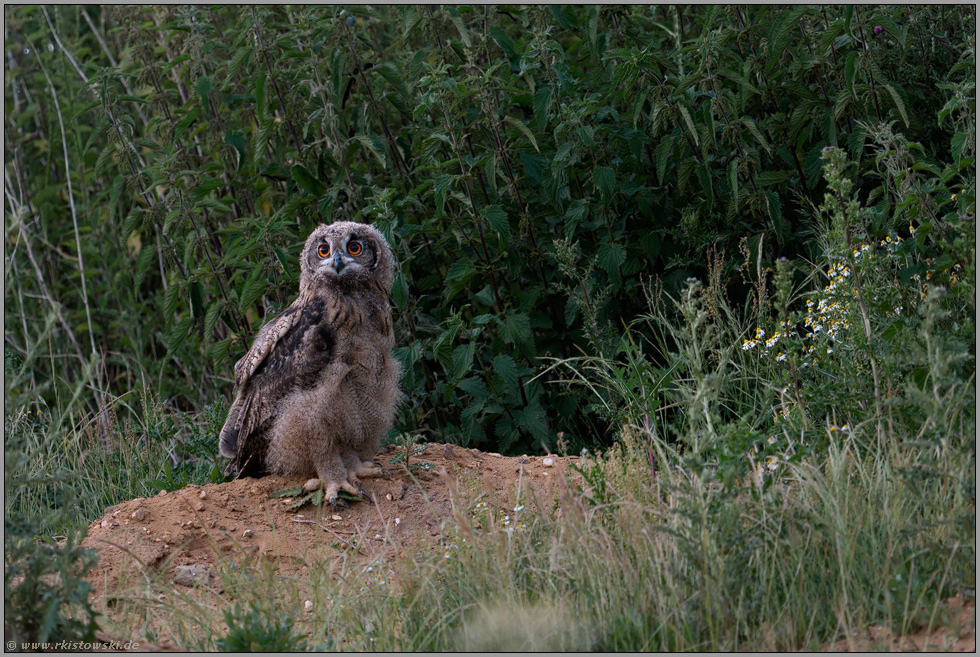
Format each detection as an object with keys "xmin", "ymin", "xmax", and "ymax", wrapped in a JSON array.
[{"xmin": 83, "ymin": 443, "xmax": 578, "ymax": 605}]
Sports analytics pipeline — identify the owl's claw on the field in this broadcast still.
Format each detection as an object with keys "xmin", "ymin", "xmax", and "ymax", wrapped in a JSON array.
[
  {"xmin": 370, "ymin": 461, "xmax": 393, "ymax": 480},
  {"xmin": 330, "ymin": 496, "xmax": 350, "ymax": 511},
  {"xmin": 354, "ymin": 480, "xmax": 373, "ymax": 503}
]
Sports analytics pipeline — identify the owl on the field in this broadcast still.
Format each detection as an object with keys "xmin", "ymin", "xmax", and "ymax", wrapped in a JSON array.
[{"xmin": 218, "ymin": 221, "xmax": 401, "ymax": 508}]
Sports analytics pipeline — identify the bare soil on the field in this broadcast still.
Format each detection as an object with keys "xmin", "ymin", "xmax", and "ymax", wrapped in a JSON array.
[
  {"xmin": 81, "ymin": 442, "xmax": 975, "ymax": 652},
  {"xmin": 821, "ymin": 596, "xmax": 975, "ymax": 652},
  {"xmin": 84, "ymin": 443, "xmax": 576, "ymax": 607}
]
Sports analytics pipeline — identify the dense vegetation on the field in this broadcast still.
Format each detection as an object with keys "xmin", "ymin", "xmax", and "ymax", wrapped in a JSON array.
[{"xmin": 4, "ymin": 5, "xmax": 975, "ymax": 650}]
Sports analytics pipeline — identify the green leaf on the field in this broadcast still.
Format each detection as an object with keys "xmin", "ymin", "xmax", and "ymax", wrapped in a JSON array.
[
  {"xmin": 563, "ymin": 199, "xmax": 588, "ymax": 239},
  {"xmin": 238, "ymin": 267, "xmax": 267, "ymax": 314},
  {"xmin": 392, "ymin": 270, "xmax": 410, "ymax": 310},
  {"xmin": 489, "ymin": 26, "xmax": 517, "ymax": 58},
  {"xmin": 134, "ymin": 243, "xmax": 156, "ymax": 290},
  {"xmin": 493, "ymin": 353, "xmax": 520, "ymax": 389},
  {"xmin": 457, "ymin": 375, "xmax": 488, "ymax": 399},
  {"xmin": 882, "ymin": 83, "xmax": 909, "ymax": 127},
  {"xmin": 505, "ymin": 313, "xmax": 533, "ymax": 347},
  {"xmin": 445, "ymin": 258, "xmax": 475, "ymax": 283},
  {"xmin": 175, "ymin": 108, "xmax": 202, "ymax": 139},
  {"xmin": 844, "ymin": 51, "xmax": 858, "ymax": 99},
  {"xmin": 448, "ymin": 10, "xmax": 471, "ymax": 48},
  {"xmin": 196, "ymin": 76, "xmax": 212, "ymax": 108},
  {"xmin": 255, "ymin": 73, "xmax": 267, "ymax": 121},
  {"xmin": 375, "ymin": 61, "xmax": 412, "ymax": 100},
  {"xmin": 728, "ymin": 159, "xmax": 739, "ymax": 211},
  {"xmin": 594, "ymin": 166, "xmax": 615, "ymax": 201},
  {"xmin": 873, "ymin": 14, "xmax": 906, "ymax": 49},
  {"xmin": 597, "ymin": 239, "xmax": 626, "ymax": 277},
  {"xmin": 742, "ymin": 117, "xmax": 771, "ymax": 154},
  {"xmin": 109, "ymin": 174, "xmax": 126, "ymax": 214},
  {"xmin": 291, "ymin": 164, "xmax": 324, "ymax": 196},
  {"xmin": 678, "ymin": 104, "xmax": 699, "ymax": 147},
  {"xmin": 224, "ymin": 130, "xmax": 248, "ymax": 171},
  {"xmin": 481, "ymin": 204, "xmax": 511, "ymax": 240},
  {"xmin": 269, "ymin": 486, "xmax": 303, "ymax": 498},
  {"xmin": 533, "ymin": 86, "xmax": 553, "ymax": 132},
  {"xmin": 353, "ymin": 134, "xmax": 388, "ymax": 169},
  {"xmin": 503, "ymin": 115, "xmax": 539, "ymax": 153},
  {"xmin": 451, "ymin": 342, "xmax": 476, "ymax": 380},
  {"xmin": 166, "ymin": 316, "xmax": 194, "ymax": 361},
  {"xmin": 163, "ymin": 282, "xmax": 181, "ymax": 327}
]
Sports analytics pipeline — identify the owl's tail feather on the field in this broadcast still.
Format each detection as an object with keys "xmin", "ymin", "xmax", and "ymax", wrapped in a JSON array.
[{"xmin": 219, "ymin": 399, "xmax": 243, "ymax": 459}]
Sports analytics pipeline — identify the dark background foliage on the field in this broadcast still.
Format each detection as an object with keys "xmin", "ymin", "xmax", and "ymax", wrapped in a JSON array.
[{"xmin": 4, "ymin": 5, "xmax": 975, "ymax": 455}]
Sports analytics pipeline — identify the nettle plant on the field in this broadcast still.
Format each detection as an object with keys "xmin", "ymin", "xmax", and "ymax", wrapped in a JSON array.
[
  {"xmin": 4, "ymin": 5, "xmax": 974, "ymax": 455},
  {"xmin": 741, "ymin": 138, "xmax": 974, "ymax": 477}
]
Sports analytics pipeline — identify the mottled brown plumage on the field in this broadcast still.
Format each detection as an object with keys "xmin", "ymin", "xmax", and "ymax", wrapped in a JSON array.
[{"xmin": 218, "ymin": 222, "xmax": 401, "ymax": 506}]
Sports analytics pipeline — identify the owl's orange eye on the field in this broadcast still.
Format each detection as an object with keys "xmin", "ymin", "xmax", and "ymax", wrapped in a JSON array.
[
  {"xmin": 317, "ymin": 244, "xmax": 331, "ymax": 258},
  {"xmin": 347, "ymin": 241, "xmax": 362, "ymax": 256}
]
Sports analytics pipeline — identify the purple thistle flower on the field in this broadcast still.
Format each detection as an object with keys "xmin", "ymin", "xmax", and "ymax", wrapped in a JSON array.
[{"xmin": 874, "ymin": 25, "xmax": 883, "ymax": 35}]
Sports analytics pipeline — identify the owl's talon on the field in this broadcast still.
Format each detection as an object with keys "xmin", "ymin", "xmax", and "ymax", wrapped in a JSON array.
[
  {"xmin": 330, "ymin": 496, "xmax": 350, "ymax": 510},
  {"xmin": 353, "ymin": 481, "xmax": 373, "ymax": 503}
]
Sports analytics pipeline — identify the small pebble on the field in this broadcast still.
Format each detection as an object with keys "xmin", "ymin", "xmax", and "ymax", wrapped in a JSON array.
[
  {"xmin": 199, "ymin": 490, "xmax": 207, "ymax": 500},
  {"xmin": 386, "ymin": 493, "xmax": 393, "ymax": 501},
  {"xmin": 242, "ymin": 529, "xmax": 253, "ymax": 538},
  {"xmin": 543, "ymin": 457, "xmax": 555, "ymax": 467},
  {"xmin": 173, "ymin": 564, "xmax": 209, "ymax": 587},
  {"xmin": 195, "ymin": 502, "xmax": 205, "ymax": 512},
  {"xmin": 304, "ymin": 600, "xmax": 314, "ymax": 613},
  {"xmin": 395, "ymin": 517, "xmax": 401, "ymax": 525},
  {"xmin": 100, "ymin": 520, "xmax": 109, "ymax": 528},
  {"xmin": 158, "ymin": 489, "xmax": 167, "ymax": 496},
  {"xmin": 331, "ymin": 515, "xmax": 342, "ymax": 521},
  {"xmin": 131, "ymin": 509, "xmax": 145, "ymax": 521}
]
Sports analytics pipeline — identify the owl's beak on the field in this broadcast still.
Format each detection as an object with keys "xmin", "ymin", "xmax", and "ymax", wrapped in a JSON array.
[{"xmin": 331, "ymin": 252, "xmax": 347, "ymax": 274}]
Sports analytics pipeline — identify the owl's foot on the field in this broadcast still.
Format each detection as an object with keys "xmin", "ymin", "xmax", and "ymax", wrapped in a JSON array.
[
  {"xmin": 301, "ymin": 477, "xmax": 363, "ymax": 507},
  {"xmin": 350, "ymin": 461, "xmax": 391, "ymax": 481}
]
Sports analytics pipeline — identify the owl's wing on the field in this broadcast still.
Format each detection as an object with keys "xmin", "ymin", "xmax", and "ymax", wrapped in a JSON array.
[
  {"xmin": 218, "ymin": 297, "xmax": 337, "ymax": 475},
  {"xmin": 232, "ymin": 298, "xmax": 309, "ymax": 389}
]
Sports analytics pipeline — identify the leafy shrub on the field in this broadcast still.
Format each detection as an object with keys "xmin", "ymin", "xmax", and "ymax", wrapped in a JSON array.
[{"xmin": 4, "ymin": 5, "xmax": 974, "ymax": 455}]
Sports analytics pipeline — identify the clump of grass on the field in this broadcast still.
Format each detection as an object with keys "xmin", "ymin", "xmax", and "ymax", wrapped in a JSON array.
[
  {"xmin": 4, "ymin": 385, "xmax": 224, "ymax": 537},
  {"xmin": 4, "ymin": 456, "xmax": 101, "ymax": 645},
  {"xmin": 215, "ymin": 602, "xmax": 308, "ymax": 652}
]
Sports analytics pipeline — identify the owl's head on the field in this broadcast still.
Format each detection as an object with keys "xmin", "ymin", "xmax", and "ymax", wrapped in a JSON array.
[{"xmin": 300, "ymin": 221, "xmax": 395, "ymax": 295}]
